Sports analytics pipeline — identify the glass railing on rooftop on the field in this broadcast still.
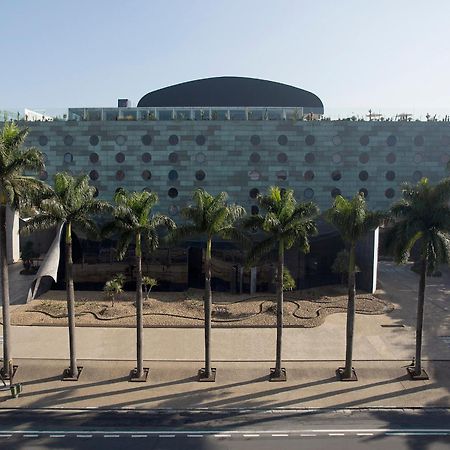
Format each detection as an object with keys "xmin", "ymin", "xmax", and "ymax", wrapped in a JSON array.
[{"xmin": 67, "ymin": 106, "xmax": 311, "ymax": 121}]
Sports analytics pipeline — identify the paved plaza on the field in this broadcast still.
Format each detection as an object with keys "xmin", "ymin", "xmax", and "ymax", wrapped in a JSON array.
[{"xmin": 1, "ymin": 261, "xmax": 449, "ymax": 409}]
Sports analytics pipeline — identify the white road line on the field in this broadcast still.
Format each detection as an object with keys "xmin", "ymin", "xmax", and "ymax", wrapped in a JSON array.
[
  {"xmin": 329, "ymin": 433, "xmax": 345, "ymax": 436},
  {"xmin": 386, "ymin": 432, "xmax": 449, "ymax": 436},
  {"xmin": 243, "ymin": 434, "xmax": 260, "ymax": 437},
  {"xmin": 0, "ymin": 435, "xmax": 12, "ymax": 438},
  {"xmin": 357, "ymin": 433, "xmax": 374, "ymax": 436},
  {"xmin": 132, "ymin": 435, "xmax": 148, "ymax": 438},
  {"xmin": 104, "ymin": 434, "xmax": 120, "ymax": 438},
  {"xmin": 301, "ymin": 434, "xmax": 317, "ymax": 437},
  {"xmin": 214, "ymin": 434, "xmax": 231, "ymax": 437},
  {"xmin": 159, "ymin": 434, "xmax": 175, "ymax": 438},
  {"xmin": 187, "ymin": 434, "xmax": 203, "ymax": 438},
  {"xmin": 49, "ymin": 435, "xmax": 65, "ymax": 438},
  {"xmin": 77, "ymin": 434, "xmax": 92, "ymax": 438},
  {"xmin": 23, "ymin": 434, "xmax": 38, "ymax": 438},
  {"xmin": 272, "ymin": 434, "xmax": 289, "ymax": 437}
]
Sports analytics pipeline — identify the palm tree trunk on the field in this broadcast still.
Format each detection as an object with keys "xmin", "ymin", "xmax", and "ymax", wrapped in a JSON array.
[
  {"xmin": 0, "ymin": 204, "xmax": 11, "ymax": 378},
  {"xmin": 275, "ymin": 241, "xmax": 284, "ymax": 377},
  {"xmin": 135, "ymin": 233, "xmax": 144, "ymax": 378},
  {"xmin": 414, "ymin": 256, "xmax": 427, "ymax": 376},
  {"xmin": 204, "ymin": 237, "xmax": 212, "ymax": 378},
  {"xmin": 343, "ymin": 242, "xmax": 356, "ymax": 379},
  {"xmin": 65, "ymin": 222, "xmax": 77, "ymax": 379}
]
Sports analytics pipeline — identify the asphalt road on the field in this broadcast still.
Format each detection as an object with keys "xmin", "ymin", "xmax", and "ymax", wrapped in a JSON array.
[{"xmin": 0, "ymin": 408, "xmax": 449, "ymax": 449}]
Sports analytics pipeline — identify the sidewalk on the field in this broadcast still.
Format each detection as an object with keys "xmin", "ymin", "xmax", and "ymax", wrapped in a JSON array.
[{"xmin": 1, "ymin": 359, "xmax": 448, "ymax": 409}]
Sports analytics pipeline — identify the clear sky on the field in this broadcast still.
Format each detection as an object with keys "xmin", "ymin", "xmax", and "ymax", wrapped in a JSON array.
[{"xmin": 1, "ymin": 0, "xmax": 449, "ymax": 119}]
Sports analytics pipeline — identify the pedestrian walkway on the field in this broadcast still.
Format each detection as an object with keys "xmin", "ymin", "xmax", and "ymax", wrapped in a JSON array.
[{"xmin": 1, "ymin": 359, "xmax": 448, "ymax": 409}]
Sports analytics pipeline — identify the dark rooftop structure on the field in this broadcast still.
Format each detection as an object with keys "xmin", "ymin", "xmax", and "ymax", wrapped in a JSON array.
[{"xmin": 137, "ymin": 76, "xmax": 324, "ymax": 112}]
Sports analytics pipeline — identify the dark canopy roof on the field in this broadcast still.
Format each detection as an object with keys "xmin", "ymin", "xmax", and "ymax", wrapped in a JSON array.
[{"xmin": 137, "ymin": 77, "xmax": 323, "ymax": 109}]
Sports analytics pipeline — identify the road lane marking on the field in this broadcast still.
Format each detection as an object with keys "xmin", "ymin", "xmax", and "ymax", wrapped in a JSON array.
[
  {"xmin": 159, "ymin": 434, "xmax": 175, "ymax": 438},
  {"xmin": 301, "ymin": 434, "xmax": 317, "ymax": 437},
  {"xmin": 104, "ymin": 434, "xmax": 120, "ymax": 438},
  {"xmin": 214, "ymin": 434, "xmax": 231, "ymax": 437},
  {"xmin": 187, "ymin": 434, "xmax": 203, "ymax": 438},
  {"xmin": 77, "ymin": 434, "xmax": 92, "ymax": 438},
  {"xmin": 357, "ymin": 433, "xmax": 374, "ymax": 436},
  {"xmin": 329, "ymin": 433, "xmax": 345, "ymax": 436},
  {"xmin": 132, "ymin": 435, "xmax": 148, "ymax": 438},
  {"xmin": 272, "ymin": 434, "xmax": 289, "ymax": 437},
  {"xmin": 386, "ymin": 432, "xmax": 450, "ymax": 436},
  {"xmin": 243, "ymin": 434, "xmax": 260, "ymax": 437},
  {"xmin": 50, "ymin": 435, "xmax": 65, "ymax": 438},
  {"xmin": 0, "ymin": 435, "xmax": 11, "ymax": 438},
  {"xmin": 23, "ymin": 435, "xmax": 38, "ymax": 438}
]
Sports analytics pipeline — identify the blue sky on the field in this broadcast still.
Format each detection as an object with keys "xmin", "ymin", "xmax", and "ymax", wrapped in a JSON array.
[{"xmin": 1, "ymin": 0, "xmax": 449, "ymax": 118}]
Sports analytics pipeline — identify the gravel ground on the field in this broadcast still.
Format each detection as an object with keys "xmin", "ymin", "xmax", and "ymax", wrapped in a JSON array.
[{"xmin": 10, "ymin": 286, "xmax": 393, "ymax": 328}]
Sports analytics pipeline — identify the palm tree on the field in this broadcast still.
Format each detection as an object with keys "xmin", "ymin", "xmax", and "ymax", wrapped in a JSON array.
[
  {"xmin": 103, "ymin": 188, "xmax": 175, "ymax": 380},
  {"xmin": 244, "ymin": 186, "xmax": 318, "ymax": 381},
  {"xmin": 325, "ymin": 193, "xmax": 385, "ymax": 380},
  {"xmin": 385, "ymin": 178, "xmax": 450, "ymax": 379},
  {"xmin": 173, "ymin": 188, "xmax": 245, "ymax": 381},
  {"xmin": 0, "ymin": 123, "xmax": 46, "ymax": 379},
  {"xmin": 22, "ymin": 172, "xmax": 110, "ymax": 380}
]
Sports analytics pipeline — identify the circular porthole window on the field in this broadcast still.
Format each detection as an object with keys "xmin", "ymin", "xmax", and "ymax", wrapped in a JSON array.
[
  {"xmin": 89, "ymin": 170, "xmax": 99, "ymax": 181},
  {"xmin": 39, "ymin": 170, "xmax": 48, "ymax": 181},
  {"xmin": 386, "ymin": 152, "xmax": 396, "ymax": 164},
  {"xmin": 142, "ymin": 152, "xmax": 152, "ymax": 163},
  {"xmin": 39, "ymin": 135, "xmax": 48, "ymax": 146},
  {"xmin": 386, "ymin": 135, "xmax": 397, "ymax": 146},
  {"xmin": 331, "ymin": 187, "xmax": 341, "ymax": 198},
  {"xmin": 89, "ymin": 135, "xmax": 99, "ymax": 146},
  {"xmin": 332, "ymin": 153, "xmax": 342, "ymax": 164},
  {"xmin": 277, "ymin": 152, "xmax": 288, "ymax": 163},
  {"xmin": 304, "ymin": 188, "xmax": 314, "ymax": 199},
  {"xmin": 115, "ymin": 135, "xmax": 126, "ymax": 146},
  {"xmin": 169, "ymin": 152, "xmax": 179, "ymax": 163},
  {"xmin": 332, "ymin": 135, "xmax": 342, "ymax": 146},
  {"xmin": 250, "ymin": 135, "xmax": 261, "ymax": 146},
  {"xmin": 305, "ymin": 153, "xmax": 315, "ymax": 163},
  {"xmin": 168, "ymin": 170, "xmax": 178, "ymax": 181},
  {"xmin": 359, "ymin": 135, "xmax": 369, "ymax": 146},
  {"xmin": 250, "ymin": 152, "xmax": 261, "ymax": 163},
  {"xmin": 305, "ymin": 135, "xmax": 315, "ymax": 146},
  {"xmin": 168, "ymin": 187, "xmax": 178, "ymax": 198},
  {"xmin": 304, "ymin": 170, "xmax": 314, "ymax": 181},
  {"xmin": 64, "ymin": 153, "xmax": 73, "ymax": 163},
  {"xmin": 359, "ymin": 188, "xmax": 368, "ymax": 198},
  {"xmin": 359, "ymin": 170, "xmax": 369, "ymax": 181},
  {"xmin": 386, "ymin": 170, "xmax": 395, "ymax": 181},
  {"xmin": 115, "ymin": 152, "xmax": 125, "ymax": 163},
  {"xmin": 196, "ymin": 152, "xmax": 206, "ymax": 163},
  {"xmin": 195, "ymin": 135, "xmax": 206, "ymax": 146},
  {"xmin": 195, "ymin": 170, "xmax": 206, "ymax": 181},
  {"xmin": 141, "ymin": 134, "xmax": 152, "ymax": 146},
  {"xmin": 115, "ymin": 170, "xmax": 125, "ymax": 180},
  {"xmin": 385, "ymin": 188, "xmax": 395, "ymax": 199},
  {"xmin": 142, "ymin": 170, "xmax": 151, "ymax": 180},
  {"xmin": 169, "ymin": 135, "xmax": 179, "ymax": 145},
  {"xmin": 359, "ymin": 153, "xmax": 369, "ymax": 164},
  {"xmin": 89, "ymin": 152, "xmax": 99, "ymax": 163},
  {"xmin": 331, "ymin": 170, "xmax": 341, "ymax": 181},
  {"xmin": 64, "ymin": 135, "xmax": 74, "ymax": 146},
  {"xmin": 278, "ymin": 135, "xmax": 288, "ymax": 146},
  {"xmin": 414, "ymin": 135, "xmax": 424, "ymax": 146},
  {"xmin": 249, "ymin": 188, "xmax": 259, "ymax": 199}
]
